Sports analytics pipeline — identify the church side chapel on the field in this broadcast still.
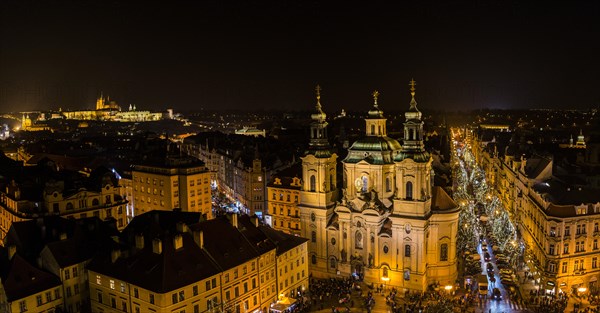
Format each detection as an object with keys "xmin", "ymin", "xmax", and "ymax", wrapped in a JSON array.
[{"xmin": 300, "ymin": 81, "xmax": 460, "ymax": 291}]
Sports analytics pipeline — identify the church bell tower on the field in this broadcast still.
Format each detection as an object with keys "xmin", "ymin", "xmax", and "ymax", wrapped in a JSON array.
[{"xmin": 299, "ymin": 85, "xmax": 338, "ymax": 277}]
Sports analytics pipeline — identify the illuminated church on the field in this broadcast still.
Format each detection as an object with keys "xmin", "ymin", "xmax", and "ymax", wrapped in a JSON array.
[{"xmin": 299, "ymin": 81, "xmax": 460, "ymax": 291}]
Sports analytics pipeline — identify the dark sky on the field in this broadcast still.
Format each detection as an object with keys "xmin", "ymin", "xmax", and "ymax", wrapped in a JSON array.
[{"xmin": 1, "ymin": 0, "xmax": 599, "ymax": 113}]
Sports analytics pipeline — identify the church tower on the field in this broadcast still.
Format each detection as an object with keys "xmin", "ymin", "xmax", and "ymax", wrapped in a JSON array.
[
  {"xmin": 394, "ymin": 79, "xmax": 433, "ymax": 216},
  {"xmin": 299, "ymin": 85, "xmax": 338, "ymax": 277}
]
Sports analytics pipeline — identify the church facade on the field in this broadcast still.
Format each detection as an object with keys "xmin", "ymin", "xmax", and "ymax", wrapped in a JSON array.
[{"xmin": 299, "ymin": 82, "xmax": 460, "ymax": 291}]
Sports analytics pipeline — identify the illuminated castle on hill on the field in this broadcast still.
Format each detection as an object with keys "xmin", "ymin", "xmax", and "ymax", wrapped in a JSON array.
[{"xmin": 61, "ymin": 93, "xmax": 170, "ymax": 122}]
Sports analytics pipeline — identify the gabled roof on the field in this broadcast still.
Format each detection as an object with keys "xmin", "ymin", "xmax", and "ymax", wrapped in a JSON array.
[
  {"xmin": 431, "ymin": 186, "xmax": 459, "ymax": 212},
  {"xmin": 0, "ymin": 254, "xmax": 61, "ymax": 302},
  {"xmin": 190, "ymin": 217, "xmax": 260, "ymax": 270},
  {"xmin": 88, "ymin": 233, "xmax": 221, "ymax": 294},
  {"xmin": 237, "ymin": 215, "xmax": 276, "ymax": 255},
  {"xmin": 258, "ymin": 226, "xmax": 308, "ymax": 256}
]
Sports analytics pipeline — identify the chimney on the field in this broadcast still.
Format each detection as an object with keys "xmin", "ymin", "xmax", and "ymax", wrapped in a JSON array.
[
  {"xmin": 176, "ymin": 222, "xmax": 188, "ymax": 233},
  {"xmin": 229, "ymin": 214, "xmax": 238, "ymax": 228},
  {"xmin": 193, "ymin": 231, "xmax": 204, "ymax": 249},
  {"xmin": 135, "ymin": 234, "xmax": 144, "ymax": 250},
  {"xmin": 8, "ymin": 245, "xmax": 16, "ymax": 260},
  {"xmin": 152, "ymin": 238, "xmax": 162, "ymax": 254},
  {"xmin": 250, "ymin": 216, "xmax": 259, "ymax": 227},
  {"xmin": 173, "ymin": 234, "xmax": 183, "ymax": 250},
  {"xmin": 59, "ymin": 232, "xmax": 67, "ymax": 240},
  {"xmin": 111, "ymin": 249, "xmax": 121, "ymax": 263}
]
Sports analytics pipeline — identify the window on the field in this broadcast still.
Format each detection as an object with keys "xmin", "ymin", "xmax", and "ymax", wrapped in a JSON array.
[
  {"xmin": 110, "ymin": 280, "xmax": 115, "ymax": 289},
  {"xmin": 311, "ymin": 255, "xmax": 317, "ymax": 264},
  {"xmin": 234, "ymin": 269, "xmax": 238, "ymax": 279},
  {"xmin": 111, "ymin": 297, "xmax": 116, "ymax": 308},
  {"xmin": 596, "ymin": 223, "xmax": 599, "ymax": 233},
  {"xmin": 65, "ymin": 269, "xmax": 70, "ymax": 280},
  {"xmin": 74, "ymin": 284, "xmax": 79, "ymax": 294},
  {"xmin": 406, "ymin": 182, "xmax": 413, "ymax": 200},
  {"xmin": 330, "ymin": 257, "xmax": 337, "ymax": 268},
  {"xmin": 98, "ymin": 291, "xmax": 103, "ymax": 304},
  {"xmin": 134, "ymin": 288, "xmax": 139, "ymax": 298},
  {"xmin": 206, "ymin": 280, "xmax": 211, "ymax": 291},
  {"xmin": 565, "ymin": 226, "xmax": 570, "ymax": 236},
  {"xmin": 19, "ymin": 300, "xmax": 27, "ymax": 312},
  {"xmin": 549, "ymin": 244, "xmax": 555, "ymax": 255},
  {"xmin": 149, "ymin": 294, "xmax": 155, "ymax": 304},
  {"xmin": 440, "ymin": 243, "xmax": 448, "ymax": 261},
  {"xmin": 96, "ymin": 275, "xmax": 102, "ymax": 285},
  {"xmin": 193, "ymin": 285, "xmax": 198, "ymax": 296},
  {"xmin": 595, "ymin": 239, "xmax": 598, "ymax": 250},
  {"xmin": 405, "ymin": 244, "xmax": 411, "ymax": 257},
  {"xmin": 594, "ymin": 257, "xmax": 598, "ymax": 269},
  {"xmin": 355, "ymin": 231, "xmax": 363, "ymax": 249},
  {"xmin": 122, "ymin": 300, "xmax": 127, "ymax": 311},
  {"xmin": 564, "ymin": 243, "xmax": 569, "ymax": 254},
  {"xmin": 66, "ymin": 286, "xmax": 72, "ymax": 297},
  {"xmin": 37, "ymin": 295, "xmax": 42, "ymax": 306},
  {"xmin": 234, "ymin": 287, "xmax": 239, "ymax": 297},
  {"xmin": 310, "ymin": 175, "xmax": 316, "ymax": 192},
  {"xmin": 179, "ymin": 290, "xmax": 185, "ymax": 301},
  {"xmin": 73, "ymin": 267, "xmax": 78, "ymax": 277},
  {"xmin": 562, "ymin": 262, "xmax": 568, "ymax": 273},
  {"xmin": 172, "ymin": 293, "xmax": 178, "ymax": 304},
  {"xmin": 311, "ymin": 231, "xmax": 316, "ymax": 243},
  {"xmin": 574, "ymin": 260, "xmax": 579, "ymax": 271},
  {"xmin": 385, "ymin": 177, "xmax": 391, "ymax": 192}
]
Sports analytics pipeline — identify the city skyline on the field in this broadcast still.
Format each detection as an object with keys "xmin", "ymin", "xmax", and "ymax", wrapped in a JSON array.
[{"xmin": 0, "ymin": 1, "xmax": 599, "ymax": 113}]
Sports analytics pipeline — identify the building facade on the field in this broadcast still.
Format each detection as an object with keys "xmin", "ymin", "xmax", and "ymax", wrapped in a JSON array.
[
  {"xmin": 266, "ymin": 165, "xmax": 302, "ymax": 236},
  {"xmin": 132, "ymin": 155, "xmax": 212, "ymax": 218},
  {"xmin": 300, "ymin": 84, "xmax": 460, "ymax": 291}
]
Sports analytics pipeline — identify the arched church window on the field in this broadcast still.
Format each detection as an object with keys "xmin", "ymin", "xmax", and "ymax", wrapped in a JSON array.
[
  {"xmin": 310, "ymin": 175, "xmax": 316, "ymax": 192},
  {"xmin": 330, "ymin": 258, "xmax": 337, "ymax": 269},
  {"xmin": 362, "ymin": 176, "xmax": 368, "ymax": 193},
  {"xmin": 406, "ymin": 181, "xmax": 413, "ymax": 200},
  {"xmin": 385, "ymin": 177, "xmax": 391, "ymax": 192},
  {"xmin": 355, "ymin": 231, "xmax": 363, "ymax": 249},
  {"xmin": 311, "ymin": 255, "xmax": 317, "ymax": 264},
  {"xmin": 330, "ymin": 173, "xmax": 335, "ymax": 191},
  {"xmin": 440, "ymin": 243, "xmax": 448, "ymax": 261}
]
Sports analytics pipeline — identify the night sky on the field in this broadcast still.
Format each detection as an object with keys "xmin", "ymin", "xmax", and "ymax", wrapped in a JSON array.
[{"xmin": 1, "ymin": 0, "xmax": 599, "ymax": 113}]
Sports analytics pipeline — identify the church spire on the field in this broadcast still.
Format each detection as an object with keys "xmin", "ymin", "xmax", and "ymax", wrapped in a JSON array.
[
  {"xmin": 395, "ymin": 78, "xmax": 428, "ymax": 161},
  {"xmin": 307, "ymin": 85, "xmax": 331, "ymax": 155},
  {"xmin": 409, "ymin": 78, "xmax": 419, "ymax": 112}
]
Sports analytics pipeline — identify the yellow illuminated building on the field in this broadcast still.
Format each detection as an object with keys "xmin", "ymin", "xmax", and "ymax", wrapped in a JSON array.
[
  {"xmin": 132, "ymin": 156, "xmax": 212, "ymax": 218},
  {"xmin": 266, "ymin": 165, "xmax": 302, "ymax": 236}
]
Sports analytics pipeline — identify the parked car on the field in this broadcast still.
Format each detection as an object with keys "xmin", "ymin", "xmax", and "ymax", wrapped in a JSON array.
[{"xmin": 492, "ymin": 288, "xmax": 502, "ymax": 300}]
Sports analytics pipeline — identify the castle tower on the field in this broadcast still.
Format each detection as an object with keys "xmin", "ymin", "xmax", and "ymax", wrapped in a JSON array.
[
  {"xmin": 96, "ymin": 92, "xmax": 106, "ymax": 110},
  {"xmin": 299, "ymin": 85, "xmax": 338, "ymax": 277}
]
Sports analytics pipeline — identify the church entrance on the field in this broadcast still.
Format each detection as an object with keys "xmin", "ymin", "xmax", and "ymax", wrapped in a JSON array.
[{"xmin": 350, "ymin": 258, "xmax": 365, "ymax": 281}]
